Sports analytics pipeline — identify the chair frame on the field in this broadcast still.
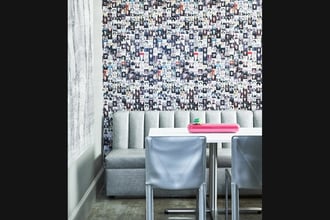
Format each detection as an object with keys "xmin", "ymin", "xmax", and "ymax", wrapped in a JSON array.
[
  {"xmin": 225, "ymin": 135, "xmax": 262, "ymax": 220},
  {"xmin": 145, "ymin": 136, "xmax": 207, "ymax": 220}
]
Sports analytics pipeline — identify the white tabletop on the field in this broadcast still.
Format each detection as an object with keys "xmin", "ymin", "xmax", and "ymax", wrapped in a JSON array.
[{"xmin": 148, "ymin": 127, "xmax": 262, "ymax": 143}]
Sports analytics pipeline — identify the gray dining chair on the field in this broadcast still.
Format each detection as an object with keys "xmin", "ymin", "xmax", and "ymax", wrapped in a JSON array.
[
  {"xmin": 145, "ymin": 136, "xmax": 207, "ymax": 220},
  {"xmin": 225, "ymin": 135, "xmax": 262, "ymax": 220}
]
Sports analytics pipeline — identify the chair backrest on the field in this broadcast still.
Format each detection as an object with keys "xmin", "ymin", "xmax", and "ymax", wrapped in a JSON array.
[
  {"xmin": 145, "ymin": 136, "xmax": 207, "ymax": 190},
  {"xmin": 231, "ymin": 135, "xmax": 262, "ymax": 189}
]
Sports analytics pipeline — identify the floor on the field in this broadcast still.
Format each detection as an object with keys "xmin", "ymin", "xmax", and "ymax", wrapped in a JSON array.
[{"xmin": 87, "ymin": 186, "xmax": 262, "ymax": 220}]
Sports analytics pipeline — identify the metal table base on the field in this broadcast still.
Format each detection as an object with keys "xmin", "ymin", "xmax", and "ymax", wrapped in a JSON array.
[{"xmin": 164, "ymin": 207, "xmax": 262, "ymax": 214}]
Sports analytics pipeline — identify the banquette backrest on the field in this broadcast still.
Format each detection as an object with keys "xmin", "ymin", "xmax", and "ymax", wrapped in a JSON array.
[{"xmin": 111, "ymin": 110, "xmax": 262, "ymax": 150}]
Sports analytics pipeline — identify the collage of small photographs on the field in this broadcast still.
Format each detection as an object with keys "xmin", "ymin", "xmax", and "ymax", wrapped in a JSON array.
[{"xmin": 101, "ymin": 0, "xmax": 262, "ymax": 153}]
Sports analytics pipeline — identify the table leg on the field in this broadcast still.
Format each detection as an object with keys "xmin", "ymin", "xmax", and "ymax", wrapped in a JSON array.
[{"xmin": 208, "ymin": 143, "xmax": 218, "ymax": 212}]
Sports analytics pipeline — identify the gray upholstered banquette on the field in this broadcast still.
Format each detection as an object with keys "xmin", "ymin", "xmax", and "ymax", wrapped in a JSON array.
[{"xmin": 104, "ymin": 110, "xmax": 262, "ymax": 197}]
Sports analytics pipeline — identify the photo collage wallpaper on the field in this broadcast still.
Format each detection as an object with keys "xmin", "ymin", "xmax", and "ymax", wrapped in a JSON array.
[{"xmin": 102, "ymin": 0, "xmax": 262, "ymax": 152}]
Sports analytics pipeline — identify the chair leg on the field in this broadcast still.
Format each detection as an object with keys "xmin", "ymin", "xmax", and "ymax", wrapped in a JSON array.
[
  {"xmin": 146, "ymin": 185, "xmax": 154, "ymax": 220},
  {"xmin": 231, "ymin": 183, "xmax": 239, "ymax": 220},
  {"xmin": 197, "ymin": 183, "xmax": 206, "ymax": 220},
  {"xmin": 225, "ymin": 169, "xmax": 231, "ymax": 220},
  {"xmin": 196, "ymin": 189, "xmax": 199, "ymax": 218}
]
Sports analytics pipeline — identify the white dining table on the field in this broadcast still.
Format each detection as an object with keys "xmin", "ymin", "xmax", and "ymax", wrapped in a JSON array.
[{"xmin": 148, "ymin": 127, "xmax": 262, "ymax": 219}]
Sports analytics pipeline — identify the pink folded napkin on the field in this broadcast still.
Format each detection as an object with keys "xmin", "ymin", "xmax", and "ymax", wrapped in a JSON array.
[{"xmin": 187, "ymin": 123, "xmax": 240, "ymax": 133}]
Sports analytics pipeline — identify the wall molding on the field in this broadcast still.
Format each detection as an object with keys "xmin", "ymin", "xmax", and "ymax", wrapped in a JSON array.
[{"xmin": 68, "ymin": 167, "xmax": 104, "ymax": 220}]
